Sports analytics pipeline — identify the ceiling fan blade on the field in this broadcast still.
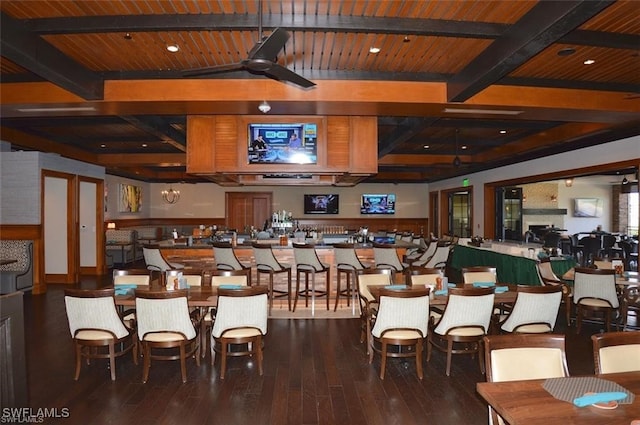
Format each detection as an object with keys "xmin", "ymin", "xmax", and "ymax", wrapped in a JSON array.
[
  {"xmin": 249, "ymin": 28, "xmax": 290, "ymax": 60},
  {"xmin": 182, "ymin": 63, "xmax": 244, "ymax": 77},
  {"xmin": 264, "ymin": 63, "xmax": 316, "ymax": 88}
]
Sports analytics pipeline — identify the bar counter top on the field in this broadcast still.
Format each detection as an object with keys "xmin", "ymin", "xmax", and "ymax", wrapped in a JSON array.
[{"xmin": 156, "ymin": 238, "xmax": 419, "ymax": 250}]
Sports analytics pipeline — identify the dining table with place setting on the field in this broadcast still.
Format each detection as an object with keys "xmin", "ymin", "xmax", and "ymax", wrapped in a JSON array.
[{"xmin": 477, "ymin": 371, "xmax": 640, "ymax": 425}]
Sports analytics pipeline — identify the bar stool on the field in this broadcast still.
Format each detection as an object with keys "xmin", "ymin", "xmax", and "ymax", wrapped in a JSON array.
[
  {"xmin": 333, "ymin": 243, "xmax": 369, "ymax": 312},
  {"xmin": 251, "ymin": 243, "xmax": 292, "ymax": 313},
  {"xmin": 212, "ymin": 242, "xmax": 252, "ymax": 285},
  {"xmin": 292, "ymin": 243, "xmax": 330, "ymax": 315}
]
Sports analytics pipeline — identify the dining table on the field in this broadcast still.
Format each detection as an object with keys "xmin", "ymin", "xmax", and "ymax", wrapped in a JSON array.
[
  {"xmin": 477, "ymin": 371, "xmax": 640, "ymax": 425},
  {"xmin": 367, "ymin": 283, "xmax": 518, "ymax": 307},
  {"xmin": 113, "ymin": 285, "xmax": 219, "ymax": 308}
]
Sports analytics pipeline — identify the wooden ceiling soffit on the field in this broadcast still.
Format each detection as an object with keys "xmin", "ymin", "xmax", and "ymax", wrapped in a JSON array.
[
  {"xmin": 98, "ymin": 153, "xmax": 185, "ymax": 167},
  {"xmin": 379, "ymin": 154, "xmax": 472, "ymax": 166}
]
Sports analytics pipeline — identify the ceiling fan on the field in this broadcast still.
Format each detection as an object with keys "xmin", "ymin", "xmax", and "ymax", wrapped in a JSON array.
[{"xmin": 182, "ymin": 3, "xmax": 315, "ymax": 89}]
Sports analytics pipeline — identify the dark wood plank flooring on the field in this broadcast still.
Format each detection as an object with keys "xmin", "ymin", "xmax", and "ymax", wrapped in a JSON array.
[{"xmin": 20, "ymin": 276, "xmax": 635, "ymax": 425}]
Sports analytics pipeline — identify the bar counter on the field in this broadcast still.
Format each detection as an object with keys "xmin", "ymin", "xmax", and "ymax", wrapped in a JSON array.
[{"xmin": 156, "ymin": 239, "xmax": 419, "ymax": 285}]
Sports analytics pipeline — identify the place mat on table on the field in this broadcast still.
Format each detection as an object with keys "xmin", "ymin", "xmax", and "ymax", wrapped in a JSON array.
[
  {"xmin": 434, "ymin": 283, "xmax": 458, "ymax": 295},
  {"xmin": 384, "ymin": 285, "xmax": 407, "ymax": 290},
  {"xmin": 114, "ymin": 284, "xmax": 137, "ymax": 295},
  {"xmin": 543, "ymin": 377, "xmax": 634, "ymax": 404}
]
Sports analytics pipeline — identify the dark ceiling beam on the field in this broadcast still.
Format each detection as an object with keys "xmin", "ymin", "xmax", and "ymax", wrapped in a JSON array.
[
  {"xmin": 29, "ymin": 14, "xmax": 506, "ymax": 39},
  {"xmin": 28, "ymin": 12, "xmax": 637, "ymax": 49},
  {"xmin": 378, "ymin": 117, "xmax": 440, "ymax": 157},
  {"xmin": 0, "ymin": 12, "xmax": 103, "ymax": 100},
  {"xmin": 446, "ymin": 1, "xmax": 615, "ymax": 102},
  {"xmin": 119, "ymin": 116, "xmax": 186, "ymax": 151}
]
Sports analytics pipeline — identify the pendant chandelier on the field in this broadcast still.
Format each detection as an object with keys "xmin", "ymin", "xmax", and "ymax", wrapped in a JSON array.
[{"xmin": 161, "ymin": 185, "xmax": 180, "ymax": 204}]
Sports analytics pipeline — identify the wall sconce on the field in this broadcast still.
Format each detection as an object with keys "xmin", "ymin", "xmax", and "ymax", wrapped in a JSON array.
[
  {"xmin": 522, "ymin": 194, "xmax": 527, "ymax": 203},
  {"xmin": 161, "ymin": 186, "xmax": 180, "ymax": 204},
  {"xmin": 107, "ymin": 222, "xmax": 116, "ymax": 230},
  {"xmin": 565, "ymin": 178, "xmax": 573, "ymax": 187},
  {"xmin": 551, "ymin": 194, "xmax": 558, "ymax": 202}
]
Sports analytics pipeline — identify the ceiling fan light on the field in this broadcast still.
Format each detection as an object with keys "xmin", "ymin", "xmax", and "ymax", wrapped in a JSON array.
[{"xmin": 258, "ymin": 101, "xmax": 271, "ymax": 113}]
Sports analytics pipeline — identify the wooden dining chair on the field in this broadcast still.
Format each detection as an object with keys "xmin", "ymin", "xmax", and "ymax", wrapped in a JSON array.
[
  {"xmin": 356, "ymin": 268, "xmax": 394, "ymax": 355},
  {"xmin": 134, "ymin": 289, "xmax": 200, "ymax": 383},
  {"xmin": 461, "ymin": 266, "xmax": 497, "ymax": 284},
  {"xmin": 497, "ymin": 285, "xmax": 563, "ymax": 333},
  {"xmin": 591, "ymin": 331, "xmax": 640, "ymax": 374},
  {"xmin": 211, "ymin": 286, "xmax": 268, "ymax": 379},
  {"xmin": 404, "ymin": 266, "xmax": 443, "ymax": 287},
  {"xmin": 413, "ymin": 244, "xmax": 452, "ymax": 269},
  {"xmin": 372, "ymin": 242, "xmax": 409, "ymax": 280},
  {"xmin": 536, "ymin": 259, "xmax": 572, "ymax": 327},
  {"xmin": 483, "ymin": 333, "xmax": 569, "ymax": 425},
  {"xmin": 573, "ymin": 267, "xmax": 620, "ymax": 333},
  {"xmin": 427, "ymin": 286, "xmax": 495, "ymax": 376},
  {"xmin": 64, "ymin": 288, "xmax": 138, "ymax": 381},
  {"xmin": 369, "ymin": 287, "xmax": 430, "ymax": 379},
  {"xmin": 142, "ymin": 246, "xmax": 184, "ymax": 283}
]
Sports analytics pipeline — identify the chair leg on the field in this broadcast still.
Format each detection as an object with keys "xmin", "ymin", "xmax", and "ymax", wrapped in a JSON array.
[
  {"xmin": 179, "ymin": 343, "xmax": 187, "ymax": 383},
  {"xmin": 576, "ymin": 306, "xmax": 583, "ymax": 334},
  {"xmin": 109, "ymin": 342, "xmax": 116, "ymax": 381},
  {"xmin": 334, "ymin": 270, "xmax": 342, "ymax": 312},
  {"xmin": 478, "ymin": 339, "xmax": 485, "ymax": 375},
  {"xmin": 210, "ymin": 337, "xmax": 216, "ymax": 367},
  {"xmin": 74, "ymin": 343, "xmax": 82, "ymax": 380},
  {"xmin": 257, "ymin": 335, "xmax": 264, "ymax": 376},
  {"xmin": 142, "ymin": 343, "xmax": 151, "ymax": 383},
  {"xmin": 379, "ymin": 341, "xmax": 387, "ymax": 380},
  {"xmin": 416, "ymin": 340, "xmax": 423, "ymax": 380},
  {"xmin": 220, "ymin": 341, "xmax": 228, "ymax": 379},
  {"xmin": 446, "ymin": 339, "xmax": 454, "ymax": 376},
  {"xmin": 287, "ymin": 271, "xmax": 292, "ymax": 311},
  {"xmin": 325, "ymin": 270, "xmax": 330, "ymax": 311}
]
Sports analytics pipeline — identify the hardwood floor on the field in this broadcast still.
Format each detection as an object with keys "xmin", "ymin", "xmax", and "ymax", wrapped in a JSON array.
[{"xmin": 21, "ymin": 277, "xmax": 634, "ymax": 425}]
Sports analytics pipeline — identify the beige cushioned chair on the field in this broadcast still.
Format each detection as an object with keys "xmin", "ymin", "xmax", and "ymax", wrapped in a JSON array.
[
  {"xmin": 64, "ymin": 288, "xmax": 137, "ymax": 381},
  {"xmin": 591, "ymin": 331, "xmax": 640, "ymax": 374},
  {"xmin": 369, "ymin": 287, "xmax": 430, "ymax": 380},
  {"xmin": 483, "ymin": 334, "xmax": 569, "ymax": 425}
]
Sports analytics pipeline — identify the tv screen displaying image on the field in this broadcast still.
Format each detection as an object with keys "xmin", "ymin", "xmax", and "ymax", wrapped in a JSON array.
[
  {"xmin": 248, "ymin": 123, "xmax": 318, "ymax": 164},
  {"xmin": 361, "ymin": 193, "xmax": 395, "ymax": 215},
  {"xmin": 304, "ymin": 194, "xmax": 339, "ymax": 214},
  {"xmin": 573, "ymin": 198, "xmax": 603, "ymax": 217}
]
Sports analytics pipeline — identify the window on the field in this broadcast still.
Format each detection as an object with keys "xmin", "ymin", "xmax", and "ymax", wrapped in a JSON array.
[{"xmin": 628, "ymin": 192, "xmax": 639, "ymax": 235}]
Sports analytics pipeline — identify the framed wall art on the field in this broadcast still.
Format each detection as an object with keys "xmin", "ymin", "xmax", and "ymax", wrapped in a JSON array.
[{"xmin": 119, "ymin": 183, "xmax": 142, "ymax": 213}]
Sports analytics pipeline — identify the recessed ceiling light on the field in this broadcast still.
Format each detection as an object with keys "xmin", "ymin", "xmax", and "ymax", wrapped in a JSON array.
[
  {"xmin": 557, "ymin": 47, "xmax": 575, "ymax": 56},
  {"xmin": 499, "ymin": 130, "xmax": 507, "ymax": 134},
  {"xmin": 583, "ymin": 59, "xmax": 595, "ymax": 65},
  {"xmin": 124, "ymin": 33, "xmax": 132, "ymax": 40},
  {"xmin": 369, "ymin": 47, "xmax": 381, "ymax": 54},
  {"xmin": 403, "ymin": 36, "xmax": 410, "ymax": 43},
  {"xmin": 443, "ymin": 108, "xmax": 523, "ymax": 116},
  {"xmin": 141, "ymin": 143, "xmax": 148, "ymax": 148},
  {"xmin": 100, "ymin": 144, "xmax": 106, "ymax": 148},
  {"xmin": 423, "ymin": 145, "xmax": 430, "ymax": 149},
  {"xmin": 166, "ymin": 44, "xmax": 180, "ymax": 53},
  {"xmin": 461, "ymin": 145, "xmax": 468, "ymax": 150}
]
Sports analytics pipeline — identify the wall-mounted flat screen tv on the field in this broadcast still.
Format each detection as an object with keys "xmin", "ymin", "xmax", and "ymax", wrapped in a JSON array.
[
  {"xmin": 573, "ymin": 198, "xmax": 603, "ymax": 217},
  {"xmin": 248, "ymin": 123, "xmax": 318, "ymax": 164},
  {"xmin": 361, "ymin": 194, "xmax": 395, "ymax": 215},
  {"xmin": 304, "ymin": 194, "xmax": 339, "ymax": 214}
]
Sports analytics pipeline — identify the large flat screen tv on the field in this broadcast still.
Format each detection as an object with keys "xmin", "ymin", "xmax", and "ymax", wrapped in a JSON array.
[
  {"xmin": 361, "ymin": 193, "xmax": 395, "ymax": 215},
  {"xmin": 573, "ymin": 198, "xmax": 603, "ymax": 217},
  {"xmin": 304, "ymin": 194, "xmax": 339, "ymax": 214},
  {"xmin": 248, "ymin": 122, "xmax": 318, "ymax": 164}
]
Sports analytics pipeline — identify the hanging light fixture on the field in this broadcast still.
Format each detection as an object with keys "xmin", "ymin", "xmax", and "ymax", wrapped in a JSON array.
[
  {"xmin": 161, "ymin": 185, "xmax": 180, "ymax": 204},
  {"xmin": 453, "ymin": 128, "xmax": 461, "ymax": 167},
  {"xmin": 258, "ymin": 101, "xmax": 271, "ymax": 113},
  {"xmin": 565, "ymin": 178, "xmax": 573, "ymax": 187},
  {"xmin": 622, "ymin": 175, "xmax": 629, "ymax": 185}
]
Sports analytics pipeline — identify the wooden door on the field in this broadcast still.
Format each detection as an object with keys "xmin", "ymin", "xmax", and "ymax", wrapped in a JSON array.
[{"xmin": 225, "ymin": 192, "xmax": 272, "ymax": 232}]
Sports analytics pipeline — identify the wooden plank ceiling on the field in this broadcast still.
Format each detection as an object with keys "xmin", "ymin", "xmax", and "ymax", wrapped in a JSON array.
[{"xmin": 0, "ymin": 0, "xmax": 638, "ymax": 184}]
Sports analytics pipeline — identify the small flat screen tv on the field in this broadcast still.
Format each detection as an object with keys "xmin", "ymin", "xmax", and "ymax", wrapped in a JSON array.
[
  {"xmin": 573, "ymin": 198, "xmax": 603, "ymax": 217},
  {"xmin": 361, "ymin": 193, "xmax": 395, "ymax": 215},
  {"xmin": 304, "ymin": 194, "xmax": 339, "ymax": 214},
  {"xmin": 248, "ymin": 122, "xmax": 318, "ymax": 164}
]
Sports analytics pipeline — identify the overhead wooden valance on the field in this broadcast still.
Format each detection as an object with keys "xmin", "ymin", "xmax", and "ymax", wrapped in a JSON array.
[{"xmin": 186, "ymin": 115, "xmax": 378, "ymax": 186}]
